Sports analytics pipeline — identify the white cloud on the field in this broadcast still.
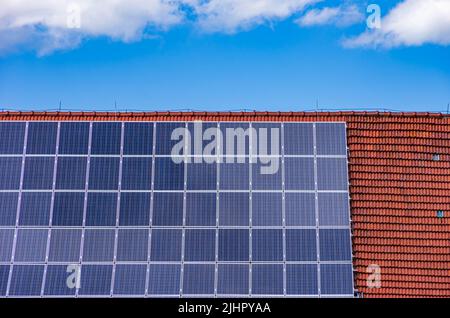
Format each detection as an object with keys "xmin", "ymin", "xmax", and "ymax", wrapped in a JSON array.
[
  {"xmin": 189, "ymin": 0, "xmax": 320, "ymax": 33},
  {"xmin": 0, "ymin": 0, "xmax": 321, "ymax": 54},
  {"xmin": 0, "ymin": 0, "xmax": 185, "ymax": 55},
  {"xmin": 345, "ymin": 0, "xmax": 450, "ymax": 48},
  {"xmin": 296, "ymin": 5, "xmax": 363, "ymax": 27}
]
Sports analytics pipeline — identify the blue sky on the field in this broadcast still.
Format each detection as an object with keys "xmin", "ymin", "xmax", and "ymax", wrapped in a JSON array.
[{"xmin": 0, "ymin": 0, "xmax": 449, "ymax": 112}]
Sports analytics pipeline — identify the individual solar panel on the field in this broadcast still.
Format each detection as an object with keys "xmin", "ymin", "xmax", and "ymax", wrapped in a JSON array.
[
  {"xmin": 148, "ymin": 264, "xmax": 180, "ymax": 295},
  {"xmin": 217, "ymin": 264, "xmax": 249, "ymax": 295},
  {"xmin": 88, "ymin": 157, "xmax": 120, "ymax": 190},
  {"xmin": 44, "ymin": 265, "xmax": 77, "ymax": 296},
  {"xmin": 78, "ymin": 265, "xmax": 112, "ymax": 296},
  {"xmin": 251, "ymin": 264, "xmax": 284, "ymax": 295},
  {"xmin": 91, "ymin": 122, "xmax": 121, "ymax": 155},
  {"xmin": 114, "ymin": 264, "xmax": 147, "ymax": 295},
  {"xmin": 0, "ymin": 192, "xmax": 18, "ymax": 225},
  {"xmin": 48, "ymin": 229, "xmax": 82, "ymax": 262},
  {"xmin": 0, "ymin": 122, "xmax": 25, "ymax": 154},
  {"xmin": 123, "ymin": 123, "xmax": 153, "ymax": 155},
  {"xmin": 252, "ymin": 229, "xmax": 283, "ymax": 261},
  {"xmin": 22, "ymin": 157, "xmax": 55, "ymax": 190},
  {"xmin": 185, "ymin": 192, "xmax": 216, "ymax": 226},
  {"xmin": 0, "ymin": 157, "xmax": 22, "ymax": 190},
  {"xmin": 0, "ymin": 229, "xmax": 14, "ymax": 262},
  {"xmin": 19, "ymin": 192, "xmax": 51, "ymax": 226},
  {"xmin": 58, "ymin": 122, "xmax": 89, "ymax": 155},
  {"xmin": 150, "ymin": 229, "xmax": 182, "ymax": 261},
  {"xmin": 14, "ymin": 229, "xmax": 48, "ymax": 262},
  {"xmin": 119, "ymin": 192, "xmax": 150, "ymax": 226},
  {"xmin": 0, "ymin": 121, "xmax": 353, "ymax": 298},
  {"xmin": 219, "ymin": 192, "xmax": 249, "ymax": 226},
  {"xmin": 251, "ymin": 193, "xmax": 282, "ymax": 226},
  {"xmin": 121, "ymin": 157, "xmax": 152, "ymax": 190},
  {"xmin": 116, "ymin": 229, "xmax": 148, "ymax": 261},
  {"xmin": 56, "ymin": 157, "xmax": 87, "ymax": 190},
  {"xmin": 184, "ymin": 229, "xmax": 216, "ymax": 261},
  {"xmin": 86, "ymin": 193, "xmax": 117, "ymax": 226},
  {"xmin": 316, "ymin": 123, "xmax": 347, "ymax": 155},
  {"xmin": 26, "ymin": 122, "xmax": 57, "ymax": 154},
  {"xmin": 52, "ymin": 192, "xmax": 84, "ymax": 226},
  {"xmin": 182, "ymin": 264, "xmax": 215, "ymax": 295}
]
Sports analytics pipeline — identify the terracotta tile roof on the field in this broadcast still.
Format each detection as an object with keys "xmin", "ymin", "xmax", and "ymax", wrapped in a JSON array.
[{"xmin": 1, "ymin": 110, "xmax": 450, "ymax": 298}]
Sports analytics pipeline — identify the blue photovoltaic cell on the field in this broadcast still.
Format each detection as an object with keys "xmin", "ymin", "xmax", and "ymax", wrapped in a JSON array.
[
  {"xmin": 82, "ymin": 229, "xmax": 115, "ymax": 262},
  {"xmin": 187, "ymin": 161, "xmax": 217, "ymax": 190},
  {"xmin": 251, "ymin": 158, "xmax": 282, "ymax": 190},
  {"xmin": 0, "ymin": 192, "xmax": 18, "ymax": 225},
  {"xmin": 319, "ymin": 229, "xmax": 352, "ymax": 261},
  {"xmin": 155, "ymin": 122, "xmax": 185, "ymax": 155},
  {"xmin": 318, "ymin": 193, "xmax": 350, "ymax": 226},
  {"xmin": 26, "ymin": 122, "xmax": 57, "ymax": 155},
  {"xmin": 0, "ymin": 122, "xmax": 25, "ymax": 154},
  {"xmin": 116, "ymin": 229, "xmax": 148, "ymax": 261},
  {"xmin": 187, "ymin": 122, "xmax": 218, "ymax": 152},
  {"xmin": 285, "ymin": 229, "xmax": 317, "ymax": 261},
  {"xmin": 91, "ymin": 122, "xmax": 121, "ymax": 155},
  {"xmin": 56, "ymin": 157, "xmax": 87, "ymax": 190},
  {"xmin": 252, "ymin": 193, "xmax": 282, "ymax": 226},
  {"xmin": 219, "ymin": 192, "xmax": 249, "ymax": 226},
  {"xmin": 0, "ymin": 157, "xmax": 22, "ymax": 190},
  {"xmin": 48, "ymin": 229, "xmax": 82, "ymax": 262},
  {"xmin": 1, "ymin": 121, "xmax": 353, "ymax": 298},
  {"xmin": 88, "ymin": 157, "xmax": 120, "ymax": 190},
  {"xmin": 14, "ymin": 229, "xmax": 48, "ymax": 262},
  {"xmin": 0, "ymin": 266, "xmax": 10, "ymax": 296},
  {"xmin": 78, "ymin": 265, "xmax": 113, "ymax": 296},
  {"xmin": 184, "ymin": 229, "xmax": 216, "ymax": 261},
  {"xmin": 218, "ymin": 229, "xmax": 249, "ymax": 262},
  {"xmin": 252, "ymin": 264, "xmax": 283, "ymax": 295},
  {"xmin": 58, "ymin": 122, "xmax": 89, "ymax": 155},
  {"xmin": 114, "ymin": 264, "xmax": 147, "ymax": 295},
  {"xmin": 220, "ymin": 123, "xmax": 250, "ymax": 156},
  {"xmin": 23, "ymin": 157, "xmax": 54, "ymax": 190},
  {"xmin": 284, "ymin": 158, "xmax": 315, "ymax": 190},
  {"xmin": 317, "ymin": 158, "xmax": 348, "ymax": 191},
  {"xmin": 119, "ymin": 192, "xmax": 150, "ymax": 226},
  {"xmin": 0, "ymin": 229, "xmax": 14, "ymax": 262},
  {"xmin": 285, "ymin": 193, "xmax": 316, "ymax": 226},
  {"xmin": 152, "ymin": 192, "xmax": 183, "ymax": 226},
  {"xmin": 52, "ymin": 192, "xmax": 84, "ymax": 226},
  {"xmin": 219, "ymin": 160, "xmax": 249, "ymax": 190},
  {"xmin": 86, "ymin": 193, "xmax": 117, "ymax": 226},
  {"xmin": 182, "ymin": 264, "xmax": 215, "ymax": 295},
  {"xmin": 124, "ymin": 123, "xmax": 153, "ymax": 155},
  {"xmin": 19, "ymin": 192, "xmax": 51, "ymax": 226},
  {"xmin": 9, "ymin": 265, "xmax": 44, "ymax": 296},
  {"xmin": 252, "ymin": 229, "xmax": 283, "ymax": 261},
  {"xmin": 320, "ymin": 264, "xmax": 353, "ymax": 295},
  {"xmin": 154, "ymin": 157, "xmax": 184, "ymax": 190},
  {"xmin": 148, "ymin": 264, "xmax": 181, "ymax": 295},
  {"xmin": 150, "ymin": 229, "xmax": 182, "ymax": 261},
  {"xmin": 286, "ymin": 264, "xmax": 318, "ymax": 295},
  {"xmin": 121, "ymin": 157, "xmax": 152, "ymax": 190},
  {"xmin": 252, "ymin": 123, "xmax": 281, "ymax": 156},
  {"xmin": 283, "ymin": 123, "xmax": 314, "ymax": 155},
  {"xmin": 44, "ymin": 265, "xmax": 77, "ymax": 296},
  {"xmin": 316, "ymin": 123, "xmax": 347, "ymax": 155},
  {"xmin": 217, "ymin": 264, "xmax": 249, "ymax": 295},
  {"xmin": 185, "ymin": 192, "xmax": 216, "ymax": 226}
]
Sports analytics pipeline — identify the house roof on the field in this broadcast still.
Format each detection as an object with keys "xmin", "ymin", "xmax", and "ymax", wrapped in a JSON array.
[{"xmin": 2, "ymin": 110, "xmax": 450, "ymax": 298}]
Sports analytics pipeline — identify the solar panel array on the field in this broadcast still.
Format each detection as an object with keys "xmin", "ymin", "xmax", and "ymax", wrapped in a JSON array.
[{"xmin": 0, "ymin": 121, "xmax": 353, "ymax": 297}]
